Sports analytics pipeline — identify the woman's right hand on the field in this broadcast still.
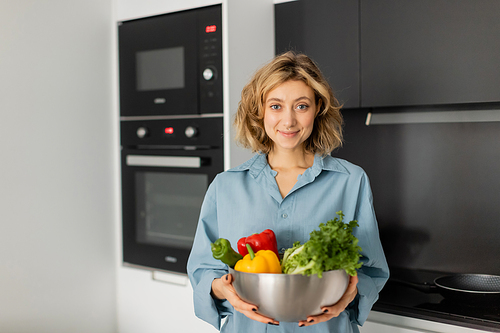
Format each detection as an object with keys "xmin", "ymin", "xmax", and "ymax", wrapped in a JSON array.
[{"xmin": 211, "ymin": 273, "xmax": 280, "ymax": 326}]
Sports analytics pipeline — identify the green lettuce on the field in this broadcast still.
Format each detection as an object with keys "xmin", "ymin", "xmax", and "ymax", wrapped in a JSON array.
[{"xmin": 281, "ymin": 211, "xmax": 362, "ymax": 277}]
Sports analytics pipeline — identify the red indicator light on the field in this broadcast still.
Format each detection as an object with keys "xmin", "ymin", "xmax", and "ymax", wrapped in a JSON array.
[
  {"xmin": 164, "ymin": 127, "xmax": 174, "ymax": 135},
  {"xmin": 205, "ymin": 25, "xmax": 217, "ymax": 33}
]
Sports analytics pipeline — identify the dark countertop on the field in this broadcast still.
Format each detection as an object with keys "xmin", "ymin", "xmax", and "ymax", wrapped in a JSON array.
[{"xmin": 373, "ymin": 268, "xmax": 500, "ymax": 332}]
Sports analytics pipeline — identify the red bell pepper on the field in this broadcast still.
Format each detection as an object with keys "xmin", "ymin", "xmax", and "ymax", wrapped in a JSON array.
[{"xmin": 237, "ymin": 229, "xmax": 280, "ymax": 259}]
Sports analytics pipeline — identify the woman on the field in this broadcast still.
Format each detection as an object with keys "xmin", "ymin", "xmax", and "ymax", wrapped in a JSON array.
[{"xmin": 187, "ymin": 51, "xmax": 389, "ymax": 332}]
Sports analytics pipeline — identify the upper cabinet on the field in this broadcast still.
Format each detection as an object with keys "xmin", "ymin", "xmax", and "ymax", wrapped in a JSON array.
[
  {"xmin": 360, "ymin": 0, "xmax": 500, "ymax": 107},
  {"xmin": 275, "ymin": 0, "xmax": 360, "ymax": 108},
  {"xmin": 275, "ymin": 0, "xmax": 500, "ymax": 108}
]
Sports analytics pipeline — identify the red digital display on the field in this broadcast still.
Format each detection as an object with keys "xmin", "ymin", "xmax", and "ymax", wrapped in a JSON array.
[
  {"xmin": 205, "ymin": 25, "xmax": 217, "ymax": 33},
  {"xmin": 164, "ymin": 127, "xmax": 174, "ymax": 135}
]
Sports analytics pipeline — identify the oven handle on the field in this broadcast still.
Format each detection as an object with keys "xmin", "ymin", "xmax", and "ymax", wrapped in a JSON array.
[{"xmin": 126, "ymin": 155, "xmax": 202, "ymax": 168}]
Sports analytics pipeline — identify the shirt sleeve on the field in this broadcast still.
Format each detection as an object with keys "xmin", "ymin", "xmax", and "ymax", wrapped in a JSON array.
[
  {"xmin": 348, "ymin": 172, "xmax": 390, "ymax": 326},
  {"xmin": 187, "ymin": 177, "xmax": 234, "ymax": 330}
]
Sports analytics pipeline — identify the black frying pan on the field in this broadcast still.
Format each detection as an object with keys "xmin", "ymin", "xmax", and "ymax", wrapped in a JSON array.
[{"xmin": 392, "ymin": 274, "xmax": 500, "ymax": 304}]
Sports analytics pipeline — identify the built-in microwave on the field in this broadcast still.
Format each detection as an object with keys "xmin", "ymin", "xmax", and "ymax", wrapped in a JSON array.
[{"xmin": 118, "ymin": 4, "xmax": 222, "ymax": 117}]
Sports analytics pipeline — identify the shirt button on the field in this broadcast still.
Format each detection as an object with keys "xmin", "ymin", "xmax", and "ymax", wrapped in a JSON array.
[{"xmin": 282, "ymin": 213, "xmax": 288, "ymax": 219}]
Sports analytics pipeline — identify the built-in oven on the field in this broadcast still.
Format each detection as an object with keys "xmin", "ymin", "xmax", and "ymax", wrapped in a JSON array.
[
  {"xmin": 118, "ymin": 4, "xmax": 222, "ymax": 116},
  {"xmin": 118, "ymin": 4, "xmax": 224, "ymax": 274},
  {"xmin": 120, "ymin": 117, "xmax": 223, "ymax": 273}
]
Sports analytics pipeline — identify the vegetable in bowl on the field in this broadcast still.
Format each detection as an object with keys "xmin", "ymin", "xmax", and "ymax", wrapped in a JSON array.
[{"xmin": 281, "ymin": 211, "xmax": 362, "ymax": 277}]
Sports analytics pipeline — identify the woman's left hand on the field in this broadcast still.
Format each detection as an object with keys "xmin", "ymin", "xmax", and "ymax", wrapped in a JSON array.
[{"xmin": 298, "ymin": 274, "xmax": 359, "ymax": 327}]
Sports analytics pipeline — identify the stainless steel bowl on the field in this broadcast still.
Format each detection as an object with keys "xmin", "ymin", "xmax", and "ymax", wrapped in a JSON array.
[{"xmin": 229, "ymin": 268, "xmax": 349, "ymax": 322}]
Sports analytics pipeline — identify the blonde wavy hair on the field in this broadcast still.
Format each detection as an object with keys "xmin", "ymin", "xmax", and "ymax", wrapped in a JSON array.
[{"xmin": 233, "ymin": 51, "xmax": 343, "ymax": 156}]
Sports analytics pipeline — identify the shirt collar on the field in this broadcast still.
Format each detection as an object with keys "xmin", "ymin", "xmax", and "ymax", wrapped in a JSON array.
[
  {"xmin": 228, "ymin": 153, "xmax": 349, "ymax": 178},
  {"xmin": 320, "ymin": 154, "xmax": 350, "ymax": 174}
]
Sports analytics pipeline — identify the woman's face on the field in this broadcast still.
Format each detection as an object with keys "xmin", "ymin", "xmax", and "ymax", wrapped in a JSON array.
[{"xmin": 263, "ymin": 80, "xmax": 317, "ymax": 154}]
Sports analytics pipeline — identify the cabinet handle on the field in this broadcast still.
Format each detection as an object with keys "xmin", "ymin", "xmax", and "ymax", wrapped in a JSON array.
[{"xmin": 365, "ymin": 109, "xmax": 500, "ymax": 126}]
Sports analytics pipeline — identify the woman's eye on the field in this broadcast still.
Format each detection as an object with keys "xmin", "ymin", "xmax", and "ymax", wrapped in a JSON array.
[
  {"xmin": 270, "ymin": 105, "xmax": 281, "ymax": 110},
  {"xmin": 296, "ymin": 104, "xmax": 308, "ymax": 110}
]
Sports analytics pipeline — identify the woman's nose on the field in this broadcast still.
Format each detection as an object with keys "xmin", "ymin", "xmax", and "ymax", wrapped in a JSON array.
[{"xmin": 282, "ymin": 107, "xmax": 296, "ymax": 127}]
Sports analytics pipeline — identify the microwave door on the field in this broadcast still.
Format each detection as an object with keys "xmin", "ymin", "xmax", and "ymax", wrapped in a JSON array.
[{"xmin": 118, "ymin": 10, "xmax": 199, "ymax": 116}]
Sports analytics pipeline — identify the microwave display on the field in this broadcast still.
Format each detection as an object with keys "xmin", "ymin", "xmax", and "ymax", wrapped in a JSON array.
[{"xmin": 136, "ymin": 47, "xmax": 185, "ymax": 91}]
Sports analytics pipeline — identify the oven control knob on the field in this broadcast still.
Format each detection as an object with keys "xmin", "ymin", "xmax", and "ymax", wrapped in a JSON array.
[
  {"xmin": 136, "ymin": 127, "xmax": 149, "ymax": 138},
  {"xmin": 202, "ymin": 67, "xmax": 217, "ymax": 81},
  {"xmin": 185, "ymin": 126, "xmax": 198, "ymax": 138}
]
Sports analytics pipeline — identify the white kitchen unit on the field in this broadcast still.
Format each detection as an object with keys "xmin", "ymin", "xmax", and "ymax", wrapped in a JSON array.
[{"xmin": 361, "ymin": 311, "xmax": 494, "ymax": 333}]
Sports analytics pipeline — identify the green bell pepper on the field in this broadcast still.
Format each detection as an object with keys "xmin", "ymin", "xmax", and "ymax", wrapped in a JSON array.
[{"xmin": 211, "ymin": 238, "xmax": 243, "ymax": 268}]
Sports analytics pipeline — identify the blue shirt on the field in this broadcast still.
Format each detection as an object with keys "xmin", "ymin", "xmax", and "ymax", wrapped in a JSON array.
[{"xmin": 187, "ymin": 154, "xmax": 389, "ymax": 333}]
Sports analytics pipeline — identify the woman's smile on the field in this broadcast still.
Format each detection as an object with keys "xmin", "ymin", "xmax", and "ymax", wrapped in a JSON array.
[{"xmin": 278, "ymin": 129, "xmax": 299, "ymax": 137}]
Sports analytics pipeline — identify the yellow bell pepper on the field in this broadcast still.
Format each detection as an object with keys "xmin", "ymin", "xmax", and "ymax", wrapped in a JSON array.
[{"xmin": 234, "ymin": 244, "xmax": 282, "ymax": 274}]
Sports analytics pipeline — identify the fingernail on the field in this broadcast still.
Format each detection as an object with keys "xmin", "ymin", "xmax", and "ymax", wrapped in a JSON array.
[
  {"xmin": 252, "ymin": 308, "xmax": 257, "ymax": 312},
  {"xmin": 225, "ymin": 275, "xmax": 228, "ymax": 281},
  {"xmin": 323, "ymin": 309, "xmax": 329, "ymax": 313},
  {"xmin": 299, "ymin": 323, "xmax": 305, "ymax": 327},
  {"xmin": 308, "ymin": 319, "xmax": 314, "ymax": 323},
  {"xmin": 268, "ymin": 322, "xmax": 279, "ymax": 326}
]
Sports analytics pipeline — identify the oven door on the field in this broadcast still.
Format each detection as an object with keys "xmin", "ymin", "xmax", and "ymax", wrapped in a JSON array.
[
  {"xmin": 118, "ymin": 5, "xmax": 222, "ymax": 117},
  {"xmin": 121, "ymin": 148, "xmax": 222, "ymax": 274}
]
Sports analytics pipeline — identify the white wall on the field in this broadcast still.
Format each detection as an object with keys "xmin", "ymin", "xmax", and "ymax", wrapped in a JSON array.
[
  {"xmin": 0, "ymin": 1, "xmax": 117, "ymax": 332},
  {"xmin": 116, "ymin": 0, "xmax": 221, "ymax": 21}
]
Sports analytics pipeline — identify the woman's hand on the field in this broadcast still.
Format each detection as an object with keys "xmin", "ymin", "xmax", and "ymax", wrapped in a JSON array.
[
  {"xmin": 211, "ymin": 274, "xmax": 280, "ymax": 326},
  {"xmin": 297, "ymin": 274, "xmax": 359, "ymax": 327}
]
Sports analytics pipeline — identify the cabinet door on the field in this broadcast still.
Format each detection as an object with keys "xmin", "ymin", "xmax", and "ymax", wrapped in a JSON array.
[
  {"xmin": 360, "ymin": 0, "xmax": 500, "ymax": 107},
  {"xmin": 275, "ymin": 0, "xmax": 360, "ymax": 108}
]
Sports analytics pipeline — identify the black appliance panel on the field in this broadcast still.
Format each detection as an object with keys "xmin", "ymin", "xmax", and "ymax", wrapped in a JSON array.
[
  {"xmin": 120, "ymin": 117, "xmax": 223, "ymax": 148},
  {"xmin": 118, "ymin": 5, "xmax": 222, "ymax": 117},
  {"xmin": 375, "ymin": 268, "xmax": 500, "ymax": 332},
  {"xmin": 334, "ymin": 108, "xmax": 500, "ymax": 275},
  {"xmin": 121, "ymin": 117, "xmax": 223, "ymax": 274}
]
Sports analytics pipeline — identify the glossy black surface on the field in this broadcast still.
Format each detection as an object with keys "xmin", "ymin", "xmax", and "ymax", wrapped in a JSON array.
[
  {"xmin": 360, "ymin": 0, "xmax": 500, "ymax": 107},
  {"xmin": 375, "ymin": 268, "xmax": 500, "ymax": 332},
  {"xmin": 334, "ymin": 107, "xmax": 500, "ymax": 275},
  {"xmin": 332, "ymin": 108, "xmax": 500, "ymax": 330}
]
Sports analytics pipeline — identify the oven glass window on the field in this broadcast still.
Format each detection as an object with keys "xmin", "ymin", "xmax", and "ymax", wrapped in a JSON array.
[
  {"xmin": 136, "ymin": 46, "xmax": 185, "ymax": 91},
  {"xmin": 135, "ymin": 171, "xmax": 207, "ymax": 249}
]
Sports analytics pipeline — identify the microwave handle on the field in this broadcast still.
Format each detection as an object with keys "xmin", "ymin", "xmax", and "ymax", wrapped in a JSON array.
[{"xmin": 126, "ymin": 155, "xmax": 201, "ymax": 168}]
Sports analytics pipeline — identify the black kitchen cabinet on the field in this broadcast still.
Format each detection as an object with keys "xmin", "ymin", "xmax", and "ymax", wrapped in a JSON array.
[
  {"xmin": 360, "ymin": 0, "xmax": 500, "ymax": 107},
  {"xmin": 275, "ymin": 0, "xmax": 359, "ymax": 108},
  {"xmin": 276, "ymin": 0, "xmax": 500, "ymax": 108}
]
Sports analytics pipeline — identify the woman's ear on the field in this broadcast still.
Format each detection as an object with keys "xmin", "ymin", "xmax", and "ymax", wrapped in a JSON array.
[{"xmin": 316, "ymin": 98, "xmax": 323, "ymax": 116}]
